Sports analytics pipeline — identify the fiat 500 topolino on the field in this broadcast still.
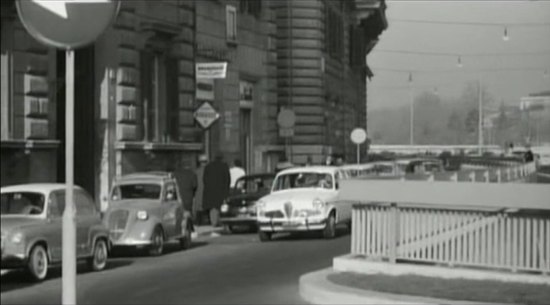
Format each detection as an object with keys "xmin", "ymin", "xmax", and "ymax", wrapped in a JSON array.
[
  {"xmin": 256, "ymin": 166, "xmax": 352, "ymax": 241},
  {"xmin": 103, "ymin": 172, "xmax": 192, "ymax": 256}
]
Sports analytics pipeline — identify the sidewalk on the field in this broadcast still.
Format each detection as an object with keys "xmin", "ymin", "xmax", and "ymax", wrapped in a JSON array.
[
  {"xmin": 192, "ymin": 225, "xmax": 224, "ymax": 239},
  {"xmin": 299, "ymin": 268, "xmax": 501, "ymax": 305}
]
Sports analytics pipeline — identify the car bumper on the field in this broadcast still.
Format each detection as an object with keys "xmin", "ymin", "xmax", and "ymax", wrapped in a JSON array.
[
  {"xmin": 111, "ymin": 238, "xmax": 152, "ymax": 247},
  {"xmin": 1, "ymin": 253, "xmax": 27, "ymax": 269},
  {"xmin": 257, "ymin": 216, "xmax": 327, "ymax": 232},
  {"xmin": 220, "ymin": 216, "xmax": 257, "ymax": 226}
]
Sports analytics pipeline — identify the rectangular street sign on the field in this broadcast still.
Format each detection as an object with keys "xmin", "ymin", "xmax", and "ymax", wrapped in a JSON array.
[
  {"xmin": 196, "ymin": 62, "xmax": 227, "ymax": 79},
  {"xmin": 279, "ymin": 128, "xmax": 294, "ymax": 138}
]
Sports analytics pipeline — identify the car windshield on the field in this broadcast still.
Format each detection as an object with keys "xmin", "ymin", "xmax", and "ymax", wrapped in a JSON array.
[
  {"xmin": 235, "ymin": 176, "xmax": 273, "ymax": 193},
  {"xmin": 272, "ymin": 172, "xmax": 333, "ymax": 191},
  {"xmin": 111, "ymin": 183, "xmax": 161, "ymax": 200},
  {"xmin": 1, "ymin": 192, "xmax": 45, "ymax": 215}
]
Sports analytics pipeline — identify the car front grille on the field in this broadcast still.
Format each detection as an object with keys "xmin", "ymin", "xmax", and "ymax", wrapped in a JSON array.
[
  {"xmin": 108, "ymin": 210, "xmax": 130, "ymax": 241},
  {"xmin": 265, "ymin": 210, "xmax": 285, "ymax": 218}
]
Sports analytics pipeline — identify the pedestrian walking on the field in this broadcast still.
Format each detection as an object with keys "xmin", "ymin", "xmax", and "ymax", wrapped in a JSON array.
[
  {"xmin": 203, "ymin": 153, "xmax": 230, "ymax": 227},
  {"xmin": 230, "ymin": 159, "xmax": 246, "ymax": 188},
  {"xmin": 193, "ymin": 154, "xmax": 208, "ymax": 225},
  {"xmin": 173, "ymin": 157, "xmax": 197, "ymax": 234}
]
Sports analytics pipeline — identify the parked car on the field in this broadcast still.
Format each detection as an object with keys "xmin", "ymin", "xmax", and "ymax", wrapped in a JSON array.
[
  {"xmin": 1, "ymin": 184, "xmax": 110, "ymax": 281},
  {"xmin": 220, "ymin": 173, "xmax": 275, "ymax": 232},
  {"xmin": 256, "ymin": 166, "xmax": 352, "ymax": 241},
  {"xmin": 103, "ymin": 172, "xmax": 192, "ymax": 256}
]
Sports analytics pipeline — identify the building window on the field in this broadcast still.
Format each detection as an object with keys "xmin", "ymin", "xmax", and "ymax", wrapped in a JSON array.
[
  {"xmin": 226, "ymin": 5, "xmax": 237, "ymax": 42},
  {"xmin": 140, "ymin": 51, "xmax": 179, "ymax": 142},
  {"xmin": 349, "ymin": 25, "xmax": 365, "ymax": 67},
  {"xmin": 239, "ymin": 0, "xmax": 262, "ymax": 17},
  {"xmin": 325, "ymin": 4, "xmax": 344, "ymax": 61}
]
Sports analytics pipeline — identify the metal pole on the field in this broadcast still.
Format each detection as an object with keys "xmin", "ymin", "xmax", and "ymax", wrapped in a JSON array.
[
  {"xmin": 356, "ymin": 144, "xmax": 360, "ymax": 164},
  {"xmin": 205, "ymin": 129, "xmax": 210, "ymax": 160},
  {"xmin": 409, "ymin": 78, "xmax": 414, "ymax": 145},
  {"xmin": 478, "ymin": 78, "xmax": 483, "ymax": 155},
  {"xmin": 62, "ymin": 49, "xmax": 76, "ymax": 305}
]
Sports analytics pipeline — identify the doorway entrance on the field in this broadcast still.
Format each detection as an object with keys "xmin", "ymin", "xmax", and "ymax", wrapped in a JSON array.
[{"xmin": 56, "ymin": 47, "xmax": 96, "ymax": 197}]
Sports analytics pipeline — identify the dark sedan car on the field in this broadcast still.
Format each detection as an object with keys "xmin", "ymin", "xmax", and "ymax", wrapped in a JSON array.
[{"xmin": 220, "ymin": 173, "xmax": 275, "ymax": 232}]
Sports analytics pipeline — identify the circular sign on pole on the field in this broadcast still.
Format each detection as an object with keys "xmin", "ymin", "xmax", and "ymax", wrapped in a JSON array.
[
  {"xmin": 277, "ymin": 108, "xmax": 296, "ymax": 128},
  {"xmin": 350, "ymin": 128, "xmax": 367, "ymax": 144},
  {"xmin": 16, "ymin": 0, "xmax": 120, "ymax": 49}
]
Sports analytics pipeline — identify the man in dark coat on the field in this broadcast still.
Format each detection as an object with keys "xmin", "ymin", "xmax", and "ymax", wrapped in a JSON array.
[
  {"xmin": 202, "ymin": 153, "xmax": 230, "ymax": 227},
  {"xmin": 173, "ymin": 157, "xmax": 197, "ymax": 234}
]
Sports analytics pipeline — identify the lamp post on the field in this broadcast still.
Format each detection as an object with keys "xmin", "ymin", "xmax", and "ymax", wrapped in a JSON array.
[
  {"xmin": 408, "ymin": 72, "xmax": 414, "ymax": 145},
  {"xmin": 478, "ymin": 78, "xmax": 484, "ymax": 155}
]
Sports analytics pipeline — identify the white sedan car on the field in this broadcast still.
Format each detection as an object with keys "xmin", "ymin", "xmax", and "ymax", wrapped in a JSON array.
[{"xmin": 256, "ymin": 166, "xmax": 352, "ymax": 241}]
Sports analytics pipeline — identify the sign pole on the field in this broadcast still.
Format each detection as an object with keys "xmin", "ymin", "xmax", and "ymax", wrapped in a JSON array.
[
  {"xmin": 356, "ymin": 143, "xmax": 360, "ymax": 164},
  {"xmin": 62, "ymin": 49, "xmax": 76, "ymax": 305},
  {"xmin": 205, "ymin": 129, "xmax": 210, "ymax": 160}
]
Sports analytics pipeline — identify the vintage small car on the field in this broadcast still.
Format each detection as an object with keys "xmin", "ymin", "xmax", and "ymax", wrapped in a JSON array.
[
  {"xmin": 1, "ymin": 184, "xmax": 110, "ymax": 281},
  {"xmin": 220, "ymin": 173, "xmax": 275, "ymax": 232},
  {"xmin": 256, "ymin": 166, "xmax": 352, "ymax": 241},
  {"xmin": 103, "ymin": 172, "xmax": 192, "ymax": 256}
]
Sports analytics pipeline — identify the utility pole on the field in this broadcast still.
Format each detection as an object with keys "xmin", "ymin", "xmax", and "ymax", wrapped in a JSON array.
[
  {"xmin": 478, "ymin": 78, "xmax": 483, "ymax": 155},
  {"xmin": 408, "ymin": 73, "xmax": 414, "ymax": 145}
]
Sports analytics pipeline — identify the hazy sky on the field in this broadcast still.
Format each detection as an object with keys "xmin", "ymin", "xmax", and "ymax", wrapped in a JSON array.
[{"xmin": 367, "ymin": 0, "xmax": 550, "ymax": 110}]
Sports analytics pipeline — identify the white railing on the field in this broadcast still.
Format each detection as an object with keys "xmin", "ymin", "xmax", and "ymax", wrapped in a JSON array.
[{"xmin": 341, "ymin": 180, "xmax": 550, "ymax": 274}]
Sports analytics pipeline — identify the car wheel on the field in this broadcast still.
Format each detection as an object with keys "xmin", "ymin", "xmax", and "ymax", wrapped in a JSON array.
[
  {"xmin": 223, "ymin": 224, "xmax": 233, "ymax": 234},
  {"xmin": 148, "ymin": 227, "xmax": 164, "ymax": 256},
  {"xmin": 27, "ymin": 244, "xmax": 48, "ymax": 281},
  {"xmin": 179, "ymin": 230, "xmax": 192, "ymax": 250},
  {"xmin": 258, "ymin": 231, "xmax": 272, "ymax": 242},
  {"xmin": 323, "ymin": 214, "xmax": 336, "ymax": 239},
  {"xmin": 88, "ymin": 238, "xmax": 108, "ymax": 272}
]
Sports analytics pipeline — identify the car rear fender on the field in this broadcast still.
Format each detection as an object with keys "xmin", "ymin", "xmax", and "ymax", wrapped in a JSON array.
[{"xmin": 125, "ymin": 215, "xmax": 163, "ymax": 240}]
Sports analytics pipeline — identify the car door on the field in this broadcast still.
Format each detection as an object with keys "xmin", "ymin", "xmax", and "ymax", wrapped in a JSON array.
[
  {"xmin": 162, "ymin": 182, "xmax": 180, "ymax": 238},
  {"xmin": 74, "ymin": 189, "xmax": 99, "ymax": 257},
  {"xmin": 334, "ymin": 171, "xmax": 352, "ymax": 223},
  {"xmin": 45, "ymin": 191, "xmax": 64, "ymax": 262}
]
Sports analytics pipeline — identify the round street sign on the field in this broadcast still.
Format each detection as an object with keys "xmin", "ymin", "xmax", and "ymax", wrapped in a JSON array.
[
  {"xmin": 277, "ymin": 108, "xmax": 296, "ymax": 128},
  {"xmin": 16, "ymin": 0, "xmax": 120, "ymax": 49},
  {"xmin": 350, "ymin": 128, "xmax": 367, "ymax": 144}
]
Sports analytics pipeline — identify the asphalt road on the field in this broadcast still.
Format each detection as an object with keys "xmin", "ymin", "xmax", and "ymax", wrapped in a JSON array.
[{"xmin": 1, "ymin": 228, "xmax": 350, "ymax": 304}]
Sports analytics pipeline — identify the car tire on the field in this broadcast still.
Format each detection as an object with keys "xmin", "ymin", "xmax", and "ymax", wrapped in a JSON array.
[
  {"xmin": 148, "ymin": 227, "xmax": 164, "ymax": 256},
  {"xmin": 27, "ymin": 244, "xmax": 48, "ymax": 281},
  {"xmin": 322, "ymin": 214, "xmax": 336, "ymax": 239},
  {"xmin": 87, "ymin": 238, "xmax": 108, "ymax": 272},
  {"xmin": 179, "ymin": 230, "xmax": 192, "ymax": 250},
  {"xmin": 258, "ymin": 231, "xmax": 272, "ymax": 242}
]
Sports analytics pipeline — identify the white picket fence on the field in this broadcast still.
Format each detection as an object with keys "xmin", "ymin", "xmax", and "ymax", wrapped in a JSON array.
[{"xmin": 340, "ymin": 179, "xmax": 550, "ymax": 274}]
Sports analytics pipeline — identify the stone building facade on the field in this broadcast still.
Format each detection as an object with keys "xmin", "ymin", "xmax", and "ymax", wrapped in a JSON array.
[{"xmin": 0, "ymin": 0, "xmax": 386, "ymax": 209}]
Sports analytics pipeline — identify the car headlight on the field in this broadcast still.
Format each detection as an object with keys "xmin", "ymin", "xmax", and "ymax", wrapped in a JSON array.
[
  {"xmin": 136, "ymin": 210, "xmax": 148, "ymax": 220},
  {"xmin": 11, "ymin": 232, "xmax": 24, "ymax": 244},
  {"xmin": 221, "ymin": 203, "xmax": 229, "ymax": 213},
  {"xmin": 256, "ymin": 200, "xmax": 266, "ymax": 216},
  {"xmin": 312, "ymin": 198, "xmax": 325, "ymax": 210}
]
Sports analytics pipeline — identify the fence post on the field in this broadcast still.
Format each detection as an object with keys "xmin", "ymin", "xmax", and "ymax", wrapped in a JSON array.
[
  {"xmin": 506, "ymin": 168, "xmax": 512, "ymax": 181},
  {"xmin": 469, "ymin": 172, "xmax": 475, "ymax": 182},
  {"xmin": 389, "ymin": 203, "xmax": 399, "ymax": 264},
  {"xmin": 428, "ymin": 174, "xmax": 435, "ymax": 182},
  {"xmin": 484, "ymin": 170, "xmax": 490, "ymax": 183},
  {"xmin": 496, "ymin": 168, "xmax": 501, "ymax": 183},
  {"xmin": 451, "ymin": 172, "xmax": 458, "ymax": 182}
]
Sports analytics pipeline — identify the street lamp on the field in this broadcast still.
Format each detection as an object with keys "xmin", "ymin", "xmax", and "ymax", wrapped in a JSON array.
[{"xmin": 408, "ymin": 72, "xmax": 414, "ymax": 145}]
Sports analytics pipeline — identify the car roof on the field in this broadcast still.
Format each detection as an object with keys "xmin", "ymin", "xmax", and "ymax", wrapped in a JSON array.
[
  {"xmin": 277, "ymin": 166, "xmax": 338, "ymax": 175},
  {"xmin": 116, "ymin": 171, "xmax": 174, "ymax": 182},
  {"xmin": 239, "ymin": 173, "xmax": 275, "ymax": 179},
  {"xmin": 1, "ymin": 183, "xmax": 83, "ymax": 194}
]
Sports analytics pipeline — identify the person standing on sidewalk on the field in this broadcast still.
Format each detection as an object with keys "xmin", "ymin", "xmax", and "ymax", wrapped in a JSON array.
[
  {"xmin": 203, "ymin": 153, "xmax": 230, "ymax": 227},
  {"xmin": 173, "ymin": 157, "xmax": 197, "ymax": 234},
  {"xmin": 193, "ymin": 154, "xmax": 208, "ymax": 225},
  {"xmin": 230, "ymin": 159, "xmax": 246, "ymax": 188}
]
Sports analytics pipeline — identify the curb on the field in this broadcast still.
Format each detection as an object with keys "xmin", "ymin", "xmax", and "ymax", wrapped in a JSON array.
[
  {"xmin": 299, "ymin": 268, "xmax": 500, "ymax": 305},
  {"xmin": 193, "ymin": 226, "xmax": 224, "ymax": 239}
]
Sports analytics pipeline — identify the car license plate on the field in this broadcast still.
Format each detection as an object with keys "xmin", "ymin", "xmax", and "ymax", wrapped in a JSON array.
[{"xmin": 282, "ymin": 221, "xmax": 300, "ymax": 228}]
